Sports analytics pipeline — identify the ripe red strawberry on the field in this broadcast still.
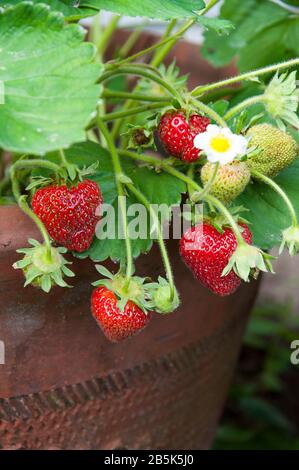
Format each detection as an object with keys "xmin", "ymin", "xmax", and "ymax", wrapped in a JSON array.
[
  {"xmin": 158, "ymin": 110, "xmax": 210, "ymax": 163},
  {"xmin": 32, "ymin": 179, "xmax": 102, "ymax": 253},
  {"xmin": 180, "ymin": 222, "xmax": 252, "ymax": 296},
  {"xmin": 91, "ymin": 286, "xmax": 150, "ymax": 342}
]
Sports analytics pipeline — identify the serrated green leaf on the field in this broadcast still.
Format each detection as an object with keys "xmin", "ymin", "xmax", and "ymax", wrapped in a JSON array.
[
  {"xmin": 0, "ymin": 2, "xmax": 101, "ymax": 155},
  {"xmin": 0, "ymin": 1, "xmax": 100, "ymax": 20},
  {"xmin": 4, "ymin": 0, "xmax": 206, "ymax": 20},
  {"xmin": 197, "ymin": 16, "xmax": 233, "ymax": 35},
  {"xmin": 202, "ymin": 0, "xmax": 291, "ymax": 68},
  {"xmin": 238, "ymin": 22, "xmax": 291, "ymax": 72},
  {"xmin": 236, "ymin": 160, "xmax": 299, "ymax": 250},
  {"xmin": 86, "ymin": 0, "xmax": 205, "ymax": 20}
]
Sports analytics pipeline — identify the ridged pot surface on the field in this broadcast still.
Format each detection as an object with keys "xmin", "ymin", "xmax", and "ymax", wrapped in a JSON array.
[{"xmin": 0, "ymin": 206, "xmax": 259, "ymax": 449}]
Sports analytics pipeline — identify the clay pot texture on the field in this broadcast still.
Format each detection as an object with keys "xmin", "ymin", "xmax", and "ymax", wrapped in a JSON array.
[
  {"xmin": 0, "ymin": 36, "xmax": 256, "ymax": 450},
  {"xmin": 0, "ymin": 205, "xmax": 259, "ymax": 450}
]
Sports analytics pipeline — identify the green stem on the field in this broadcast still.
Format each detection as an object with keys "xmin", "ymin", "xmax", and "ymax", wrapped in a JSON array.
[
  {"xmin": 126, "ymin": 183, "xmax": 175, "ymax": 300},
  {"xmin": 224, "ymin": 95, "xmax": 265, "ymax": 121},
  {"xmin": 207, "ymin": 194, "xmax": 245, "ymax": 244},
  {"xmin": 191, "ymin": 98, "xmax": 227, "ymax": 127},
  {"xmin": 59, "ymin": 149, "xmax": 68, "ymax": 166},
  {"xmin": 192, "ymin": 58, "xmax": 299, "ymax": 97},
  {"xmin": 151, "ymin": 19, "xmax": 179, "ymax": 67},
  {"xmin": 102, "ymin": 89, "xmax": 170, "ymax": 102},
  {"xmin": 200, "ymin": 86, "xmax": 239, "ymax": 104},
  {"xmin": 187, "ymin": 165, "xmax": 195, "ymax": 200},
  {"xmin": 96, "ymin": 118, "xmax": 133, "ymax": 286},
  {"xmin": 120, "ymin": 150, "xmax": 245, "ymax": 242},
  {"xmin": 118, "ymin": 27, "xmax": 143, "ymax": 60},
  {"xmin": 193, "ymin": 162, "xmax": 219, "ymax": 202},
  {"xmin": 251, "ymin": 169, "xmax": 298, "ymax": 226},
  {"xmin": 10, "ymin": 167, "xmax": 52, "ymax": 255},
  {"xmin": 11, "ymin": 159, "xmax": 61, "ymax": 174},
  {"xmin": 96, "ymin": 15, "xmax": 121, "ymax": 56},
  {"xmin": 151, "ymin": 0, "xmax": 222, "ymax": 67},
  {"xmin": 99, "ymin": 66, "xmax": 180, "ymax": 100},
  {"xmin": 112, "ymin": 30, "xmax": 182, "ymax": 66},
  {"xmin": 102, "ymin": 102, "xmax": 170, "ymax": 122}
]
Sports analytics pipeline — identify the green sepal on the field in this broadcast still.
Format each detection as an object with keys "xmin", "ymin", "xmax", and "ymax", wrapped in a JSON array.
[
  {"xmin": 222, "ymin": 243, "xmax": 275, "ymax": 282},
  {"xmin": 13, "ymin": 239, "xmax": 75, "ymax": 293},
  {"xmin": 91, "ymin": 266, "xmax": 152, "ymax": 314},
  {"xmin": 206, "ymin": 206, "xmax": 250, "ymax": 231},
  {"xmin": 279, "ymin": 224, "xmax": 299, "ymax": 256},
  {"xmin": 145, "ymin": 276, "xmax": 180, "ymax": 314}
]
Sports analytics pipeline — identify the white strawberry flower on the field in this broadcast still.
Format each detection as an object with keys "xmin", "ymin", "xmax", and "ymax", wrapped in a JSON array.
[{"xmin": 194, "ymin": 124, "xmax": 248, "ymax": 165}]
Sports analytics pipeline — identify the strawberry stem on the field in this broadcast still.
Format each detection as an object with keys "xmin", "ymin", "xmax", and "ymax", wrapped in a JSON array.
[
  {"xmin": 59, "ymin": 149, "xmax": 68, "ymax": 166},
  {"xmin": 101, "ymin": 102, "xmax": 171, "ymax": 122},
  {"xmin": 192, "ymin": 58, "xmax": 299, "ymax": 98},
  {"xmin": 224, "ymin": 95, "xmax": 265, "ymax": 121},
  {"xmin": 109, "ymin": 26, "xmax": 179, "ymax": 67},
  {"xmin": 97, "ymin": 117, "xmax": 133, "ymax": 288},
  {"xmin": 99, "ymin": 66, "xmax": 181, "ymax": 102},
  {"xmin": 126, "ymin": 183, "xmax": 176, "ymax": 301},
  {"xmin": 191, "ymin": 162, "xmax": 220, "ymax": 202},
  {"xmin": 102, "ymin": 89, "xmax": 170, "ymax": 103},
  {"xmin": 251, "ymin": 169, "xmax": 298, "ymax": 227},
  {"xmin": 11, "ymin": 159, "xmax": 61, "ymax": 174},
  {"xmin": 96, "ymin": 14, "xmax": 121, "ymax": 56},
  {"xmin": 191, "ymin": 98, "xmax": 227, "ymax": 127},
  {"xmin": 10, "ymin": 166, "xmax": 52, "ymax": 256},
  {"xmin": 150, "ymin": 0, "xmax": 221, "ymax": 67},
  {"xmin": 120, "ymin": 150, "xmax": 245, "ymax": 244}
]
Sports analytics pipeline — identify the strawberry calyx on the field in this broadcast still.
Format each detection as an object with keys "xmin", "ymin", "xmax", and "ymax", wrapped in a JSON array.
[
  {"xmin": 146, "ymin": 276, "xmax": 180, "ymax": 314},
  {"xmin": 26, "ymin": 163, "xmax": 99, "ymax": 192},
  {"xmin": 204, "ymin": 206, "xmax": 250, "ymax": 234},
  {"xmin": 13, "ymin": 239, "xmax": 75, "ymax": 292},
  {"xmin": 222, "ymin": 242, "xmax": 275, "ymax": 282},
  {"xmin": 280, "ymin": 224, "xmax": 299, "ymax": 256},
  {"xmin": 92, "ymin": 265, "xmax": 152, "ymax": 313}
]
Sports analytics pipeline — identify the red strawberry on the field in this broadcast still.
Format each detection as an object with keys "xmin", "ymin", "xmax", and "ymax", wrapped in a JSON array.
[
  {"xmin": 180, "ymin": 222, "xmax": 252, "ymax": 296},
  {"xmin": 158, "ymin": 110, "xmax": 210, "ymax": 163},
  {"xmin": 158, "ymin": 110, "xmax": 190, "ymax": 158},
  {"xmin": 91, "ymin": 286, "xmax": 150, "ymax": 342},
  {"xmin": 32, "ymin": 179, "xmax": 102, "ymax": 253}
]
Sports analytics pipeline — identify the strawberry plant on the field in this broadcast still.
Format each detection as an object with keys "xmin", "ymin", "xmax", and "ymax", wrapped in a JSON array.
[{"xmin": 1, "ymin": 1, "xmax": 299, "ymax": 342}]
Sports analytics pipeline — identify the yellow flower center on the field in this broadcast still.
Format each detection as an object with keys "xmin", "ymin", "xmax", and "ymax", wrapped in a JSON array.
[{"xmin": 210, "ymin": 134, "xmax": 231, "ymax": 153}]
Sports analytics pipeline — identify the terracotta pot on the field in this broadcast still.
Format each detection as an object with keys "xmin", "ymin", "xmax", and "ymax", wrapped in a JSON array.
[
  {"xmin": 0, "ymin": 205, "xmax": 259, "ymax": 450},
  {"xmin": 0, "ymin": 37, "xmax": 256, "ymax": 450}
]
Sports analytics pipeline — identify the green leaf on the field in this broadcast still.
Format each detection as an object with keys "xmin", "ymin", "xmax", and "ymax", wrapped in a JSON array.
[
  {"xmin": 33, "ymin": 139, "xmax": 186, "ymax": 264},
  {"xmin": 0, "ymin": 3, "xmax": 101, "ymax": 155},
  {"xmin": 0, "ymin": 1, "xmax": 100, "ymax": 20},
  {"xmin": 197, "ymin": 17, "xmax": 234, "ymax": 35},
  {"xmin": 237, "ymin": 22, "xmax": 291, "ymax": 72},
  {"xmin": 202, "ymin": 0, "xmax": 291, "ymax": 68},
  {"xmin": 77, "ymin": 159, "xmax": 186, "ymax": 263},
  {"xmin": 236, "ymin": 161, "xmax": 299, "ymax": 250},
  {"xmin": 44, "ymin": 140, "xmax": 134, "ymax": 204},
  {"xmin": 85, "ymin": 0, "xmax": 205, "ymax": 20},
  {"xmin": 4, "ymin": 0, "xmax": 206, "ymax": 20},
  {"xmin": 239, "ymin": 397, "xmax": 292, "ymax": 431},
  {"xmin": 202, "ymin": 0, "xmax": 256, "ymax": 67}
]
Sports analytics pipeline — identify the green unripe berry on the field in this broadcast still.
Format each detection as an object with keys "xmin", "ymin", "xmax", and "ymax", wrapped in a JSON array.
[
  {"xmin": 201, "ymin": 161, "xmax": 251, "ymax": 205},
  {"xmin": 153, "ymin": 285, "xmax": 180, "ymax": 314},
  {"xmin": 246, "ymin": 124, "xmax": 298, "ymax": 179}
]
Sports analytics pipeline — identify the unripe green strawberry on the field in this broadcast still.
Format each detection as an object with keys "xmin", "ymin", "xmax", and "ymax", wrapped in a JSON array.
[
  {"xmin": 201, "ymin": 161, "xmax": 251, "ymax": 205},
  {"xmin": 246, "ymin": 124, "xmax": 298, "ymax": 179}
]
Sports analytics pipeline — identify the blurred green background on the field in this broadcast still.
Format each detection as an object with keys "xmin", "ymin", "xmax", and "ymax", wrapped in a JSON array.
[{"xmin": 214, "ymin": 300, "xmax": 299, "ymax": 450}]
